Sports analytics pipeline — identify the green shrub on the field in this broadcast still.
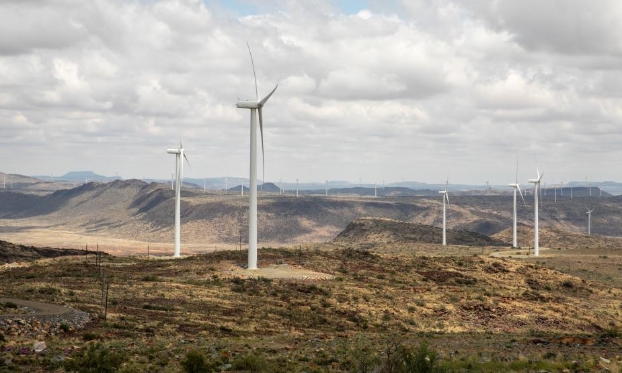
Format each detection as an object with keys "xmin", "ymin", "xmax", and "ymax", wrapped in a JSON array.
[
  {"xmin": 386, "ymin": 341, "xmax": 443, "ymax": 373},
  {"xmin": 64, "ymin": 343, "xmax": 127, "ymax": 373},
  {"xmin": 232, "ymin": 353, "xmax": 271, "ymax": 372},
  {"xmin": 181, "ymin": 350, "xmax": 212, "ymax": 373},
  {"xmin": 141, "ymin": 275, "xmax": 161, "ymax": 282},
  {"xmin": 2, "ymin": 301, "xmax": 18, "ymax": 309},
  {"xmin": 38, "ymin": 286, "xmax": 60, "ymax": 295},
  {"xmin": 82, "ymin": 332, "xmax": 100, "ymax": 341}
]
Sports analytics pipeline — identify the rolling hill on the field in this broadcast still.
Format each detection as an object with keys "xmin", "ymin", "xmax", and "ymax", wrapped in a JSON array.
[{"xmin": 1, "ymin": 180, "xmax": 622, "ymax": 251}]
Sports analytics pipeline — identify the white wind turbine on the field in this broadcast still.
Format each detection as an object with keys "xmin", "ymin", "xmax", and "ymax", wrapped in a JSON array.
[
  {"xmin": 167, "ymin": 139, "xmax": 190, "ymax": 258},
  {"xmin": 508, "ymin": 157, "xmax": 526, "ymax": 248},
  {"xmin": 528, "ymin": 167, "xmax": 543, "ymax": 256},
  {"xmin": 438, "ymin": 177, "xmax": 450, "ymax": 246},
  {"xmin": 236, "ymin": 43, "xmax": 278, "ymax": 270},
  {"xmin": 586, "ymin": 206, "xmax": 595, "ymax": 235}
]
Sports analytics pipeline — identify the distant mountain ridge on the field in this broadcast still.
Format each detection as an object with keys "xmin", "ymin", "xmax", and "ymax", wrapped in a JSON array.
[{"xmin": 17, "ymin": 170, "xmax": 622, "ymax": 195}]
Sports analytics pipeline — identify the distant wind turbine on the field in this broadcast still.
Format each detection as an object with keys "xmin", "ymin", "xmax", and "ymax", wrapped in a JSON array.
[
  {"xmin": 508, "ymin": 156, "xmax": 526, "ymax": 248},
  {"xmin": 236, "ymin": 43, "xmax": 278, "ymax": 270},
  {"xmin": 528, "ymin": 167, "xmax": 543, "ymax": 256},
  {"xmin": 438, "ymin": 176, "xmax": 450, "ymax": 246},
  {"xmin": 325, "ymin": 180, "xmax": 328, "ymax": 197},
  {"xmin": 586, "ymin": 206, "xmax": 595, "ymax": 235},
  {"xmin": 296, "ymin": 179, "xmax": 299, "ymax": 197},
  {"xmin": 167, "ymin": 139, "xmax": 190, "ymax": 258}
]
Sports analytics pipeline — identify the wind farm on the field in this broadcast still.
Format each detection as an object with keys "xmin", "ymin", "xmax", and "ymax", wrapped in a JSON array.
[{"xmin": 3, "ymin": 1, "xmax": 622, "ymax": 371}]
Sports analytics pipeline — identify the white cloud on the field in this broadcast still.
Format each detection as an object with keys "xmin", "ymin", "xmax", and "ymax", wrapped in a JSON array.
[{"xmin": 0, "ymin": 0, "xmax": 621, "ymax": 184}]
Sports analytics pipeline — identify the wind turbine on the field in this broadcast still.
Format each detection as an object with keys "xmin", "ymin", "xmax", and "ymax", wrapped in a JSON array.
[
  {"xmin": 528, "ymin": 167, "xmax": 543, "ymax": 256},
  {"xmin": 586, "ymin": 206, "xmax": 595, "ymax": 235},
  {"xmin": 236, "ymin": 43, "xmax": 278, "ymax": 270},
  {"xmin": 325, "ymin": 180, "xmax": 328, "ymax": 197},
  {"xmin": 508, "ymin": 157, "xmax": 526, "ymax": 248},
  {"xmin": 374, "ymin": 182, "xmax": 377, "ymax": 198},
  {"xmin": 438, "ymin": 177, "xmax": 450, "ymax": 246},
  {"xmin": 296, "ymin": 179, "xmax": 299, "ymax": 197},
  {"xmin": 167, "ymin": 139, "xmax": 190, "ymax": 258}
]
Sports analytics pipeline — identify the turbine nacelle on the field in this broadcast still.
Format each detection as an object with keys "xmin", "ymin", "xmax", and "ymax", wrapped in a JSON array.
[
  {"xmin": 167, "ymin": 149, "xmax": 181, "ymax": 154},
  {"xmin": 528, "ymin": 168, "xmax": 543, "ymax": 184}
]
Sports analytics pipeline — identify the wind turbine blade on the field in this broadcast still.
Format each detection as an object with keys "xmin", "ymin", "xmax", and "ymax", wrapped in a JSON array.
[
  {"xmin": 180, "ymin": 154, "xmax": 183, "ymax": 182},
  {"xmin": 517, "ymin": 185, "xmax": 526, "ymax": 205},
  {"xmin": 515, "ymin": 154, "xmax": 519, "ymax": 184},
  {"xmin": 183, "ymin": 152, "xmax": 191, "ymax": 169},
  {"xmin": 259, "ymin": 84, "xmax": 278, "ymax": 106},
  {"xmin": 259, "ymin": 107, "xmax": 265, "ymax": 188},
  {"xmin": 246, "ymin": 42, "xmax": 259, "ymax": 100},
  {"xmin": 445, "ymin": 193, "xmax": 450, "ymax": 208}
]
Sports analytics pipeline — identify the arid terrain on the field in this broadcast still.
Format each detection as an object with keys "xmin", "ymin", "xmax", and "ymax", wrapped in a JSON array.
[
  {"xmin": 0, "ymin": 180, "xmax": 621, "ymax": 371},
  {"xmin": 1, "ymin": 179, "xmax": 621, "ymax": 256}
]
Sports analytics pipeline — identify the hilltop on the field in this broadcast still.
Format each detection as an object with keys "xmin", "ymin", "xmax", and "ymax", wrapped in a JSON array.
[
  {"xmin": 0, "ymin": 240, "xmax": 88, "ymax": 264},
  {"xmin": 334, "ymin": 217, "xmax": 506, "ymax": 247}
]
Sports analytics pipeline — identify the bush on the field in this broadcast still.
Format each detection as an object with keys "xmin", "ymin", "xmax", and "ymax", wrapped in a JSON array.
[
  {"xmin": 232, "ymin": 354, "xmax": 271, "ymax": 372},
  {"xmin": 64, "ymin": 343, "xmax": 127, "ymax": 373},
  {"xmin": 384, "ymin": 341, "xmax": 443, "ymax": 373},
  {"xmin": 82, "ymin": 332, "xmax": 100, "ymax": 341},
  {"xmin": 181, "ymin": 350, "xmax": 212, "ymax": 373},
  {"xmin": 141, "ymin": 275, "xmax": 161, "ymax": 282},
  {"xmin": 2, "ymin": 301, "xmax": 18, "ymax": 309}
]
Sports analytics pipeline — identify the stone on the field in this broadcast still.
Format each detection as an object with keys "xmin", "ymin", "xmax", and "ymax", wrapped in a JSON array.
[{"xmin": 33, "ymin": 341, "xmax": 47, "ymax": 353}]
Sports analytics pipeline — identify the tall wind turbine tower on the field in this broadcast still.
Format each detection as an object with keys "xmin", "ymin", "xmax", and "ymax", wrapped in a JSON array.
[
  {"xmin": 167, "ymin": 139, "xmax": 190, "ymax": 258},
  {"xmin": 236, "ymin": 43, "xmax": 278, "ymax": 270},
  {"xmin": 438, "ymin": 178, "xmax": 450, "ymax": 246},
  {"xmin": 508, "ymin": 157, "xmax": 526, "ymax": 248},
  {"xmin": 528, "ymin": 168, "xmax": 543, "ymax": 256},
  {"xmin": 296, "ymin": 179, "xmax": 299, "ymax": 197},
  {"xmin": 586, "ymin": 207, "xmax": 595, "ymax": 235},
  {"xmin": 325, "ymin": 180, "xmax": 328, "ymax": 197}
]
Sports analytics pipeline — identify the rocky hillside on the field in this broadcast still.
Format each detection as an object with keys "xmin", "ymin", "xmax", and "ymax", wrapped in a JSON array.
[
  {"xmin": 0, "ymin": 240, "xmax": 89, "ymax": 263},
  {"xmin": 1, "ymin": 180, "xmax": 622, "ymax": 246},
  {"xmin": 334, "ymin": 217, "xmax": 506, "ymax": 246}
]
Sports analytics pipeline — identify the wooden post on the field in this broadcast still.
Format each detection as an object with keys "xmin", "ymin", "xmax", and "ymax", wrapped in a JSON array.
[{"xmin": 104, "ymin": 282, "xmax": 110, "ymax": 321}]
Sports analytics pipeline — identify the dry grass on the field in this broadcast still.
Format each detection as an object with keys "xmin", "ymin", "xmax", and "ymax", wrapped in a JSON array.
[{"xmin": 0, "ymin": 240, "xmax": 621, "ymax": 371}]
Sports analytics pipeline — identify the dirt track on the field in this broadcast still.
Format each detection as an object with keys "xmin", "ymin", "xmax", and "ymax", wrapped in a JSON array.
[{"xmin": 0, "ymin": 298, "xmax": 74, "ymax": 317}]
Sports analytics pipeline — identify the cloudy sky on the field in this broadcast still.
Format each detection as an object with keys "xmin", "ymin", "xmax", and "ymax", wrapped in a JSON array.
[{"xmin": 1, "ymin": 0, "xmax": 621, "ymax": 185}]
